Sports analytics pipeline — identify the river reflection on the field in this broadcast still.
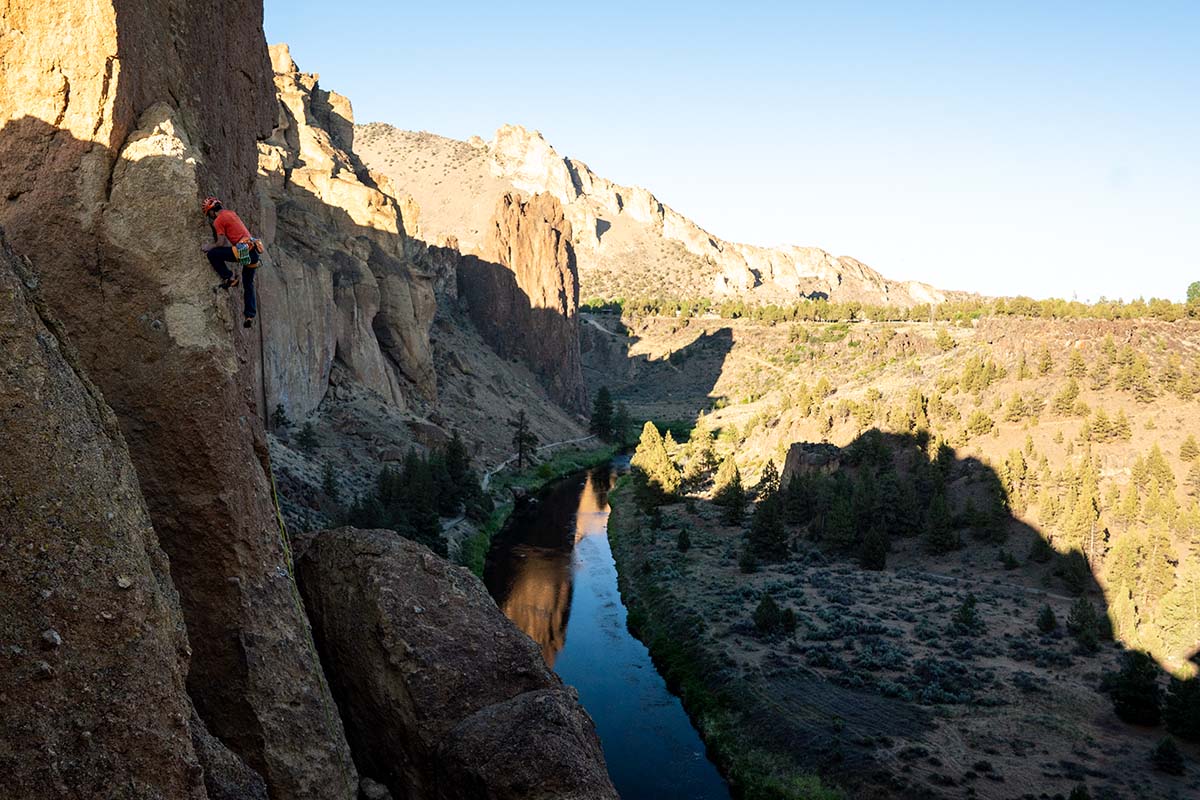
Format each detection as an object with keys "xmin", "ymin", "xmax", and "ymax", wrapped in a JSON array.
[{"xmin": 484, "ymin": 464, "xmax": 731, "ymax": 800}]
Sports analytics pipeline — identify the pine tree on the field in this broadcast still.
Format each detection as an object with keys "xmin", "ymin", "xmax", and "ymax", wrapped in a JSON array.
[
  {"xmin": 510, "ymin": 410, "xmax": 538, "ymax": 470},
  {"xmin": 1067, "ymin": 348, "xmax": 1088, "ymax": 378},
  {"xmin": 1067, "ymin": 597, "xmax": 1102, "ymax": 652},
  {"xmin": 613, "ymin": 402, "xmax": 633, "ymax": 447},
  {"xmin": 296, "ymin": 421, "xmax": 319, "ymax": 453},
  {"xmin": 1036, "ymin": 604, "xmax": 1058, "ymax": 633},
  {"xmin": 754, "ymin": 460, "xmax": 781, "ymax": 499},
  {"xmin": 859, "ymin": 524, "xmax": 888, "ymax": 570},
  {"xmin": 1181, "ymin": 435, "xmax": 1200, "ymax": 463},
  {"xmin": 925, "ymin": 492, "xmax": 959, "ymax": 554},
  {"xmin": 1107, "ymin": 651, "xmax": 1162, "ymax": 725},
  {"xmin": 753, "ymin": 594, "xmax": 797, "ymax": 636},
  {"xmin": 631, "ymin": 421, "xmax": 681, "ymax": 500},
  {"xmin": 1157, "ymin": 561, "xmax": 1200, "ymax": 663},
  {"xmin": 676, "ymin": 527, "xmax": 691, "ymax": 553},
  {"xmin": 321, "ymin": 461, "xmax": 340, "ymax": 503},
  {"xmin": 271, "ymin": 403, "xmax": 290, "ymax": 430},
  {"xmin": 590, "ymin": 387, "xmax": 614, "ymax": 441},
  {"xmin": 1164, "ymin": 677, "xmax": 1200, "ymax": 741},
  {"xmin": 1038, "ymin": 346, "xmax": 1055, "ymax": 375},
  {"xmin": 749, "ymin": 492, "xmax": 788, "ymax": 560},
  {"xmin": 825, "ymin": 493, "xmax": 856, "ymax": 550}
]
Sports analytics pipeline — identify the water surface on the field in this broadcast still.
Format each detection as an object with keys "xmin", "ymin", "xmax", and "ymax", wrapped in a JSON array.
[{"xmin": 484, "ymin": 465, "xmax": 731, "ymax": 800}]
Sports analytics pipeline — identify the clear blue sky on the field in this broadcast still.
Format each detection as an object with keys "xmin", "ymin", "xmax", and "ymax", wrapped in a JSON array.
[{"xmin": 265, "ymin": 1, "xmax": 1198, "ymax": 301}]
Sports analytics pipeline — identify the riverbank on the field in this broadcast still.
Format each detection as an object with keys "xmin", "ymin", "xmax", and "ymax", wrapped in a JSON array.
[
  {"xmin": 458, "ymin": 442, "xmax": 620, "ymax": 575},
  {"xmin": 606, "ymin": 481, "xmax": 844, "ymax": 800}
]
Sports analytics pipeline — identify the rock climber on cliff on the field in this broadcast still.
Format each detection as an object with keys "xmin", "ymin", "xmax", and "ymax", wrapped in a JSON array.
[{"xmin": 201, "ymin": 196, "xmax": 262, "ymax": 329}]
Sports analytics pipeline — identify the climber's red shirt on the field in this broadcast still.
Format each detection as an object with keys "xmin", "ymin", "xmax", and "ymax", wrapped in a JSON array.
[{"xmin": 213, "ymin": 209, "xmax": 251, "ymax": 245}]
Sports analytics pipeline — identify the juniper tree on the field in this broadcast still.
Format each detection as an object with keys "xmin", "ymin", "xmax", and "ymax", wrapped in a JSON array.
[
  {"xmin": 1067, "ymin": 597, "xmax": 1102, "ymax": 653},
  {"xmin": 321, "ymin": 461, "xmax": 339, "ymax": 503},
  {"xmin": 1181, "ymin": 434, "xmax": 1199, "ymax": 463},
  {"xmin": 631, "ymin": 421, "xmax": 681, "ymax": 500},
  {"xmin": 925, "ymin": 492, "xmax": 959, "ymax": 554},
  {"xmin": 859, "ymin": 523, "xmax": 888, "ymax": 570},
  {"xmin": 749, "ymin": 491, "xmax": 788, "ymax": 561},
  {"xmin": 713, "ymin": 456, "xmax": 746, "ymax": 525},
  {"xmin": 1107, "ymin": 651, "xmax": 1162, "ymax": 725},
  {"xmin": 1036, "ymin": 604, "xmax": 1058, "ymax": 633},
  {"xmin": 590, "ymin": 387, "xmax": 614, "ymax": 441},
  {"xmin": 1164, "ymin": 677, "xmax": 1200, "ymax": 741},
  {"xmin": 296, "ymin": 421, "xmax": 319, "ymax": 453}
]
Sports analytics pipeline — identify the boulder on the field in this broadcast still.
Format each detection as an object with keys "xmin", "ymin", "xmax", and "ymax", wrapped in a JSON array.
[
  {"xmin": 295, "ymin": 527, "xmax": 616, "ymax": 800},
  {"xmin": 437, "ymin": 689, "xmax": 617, "ymax": 800},
  {"xmin": 0, "ymin": 7, "xmax": 357, "ymax": 798},
  {"xmin": 0, "ymin": 234, "xmax": 205, "ymax": 799}
]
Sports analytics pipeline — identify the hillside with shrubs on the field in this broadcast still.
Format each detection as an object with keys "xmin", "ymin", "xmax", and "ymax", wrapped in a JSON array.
[{"xmin": 587, "ymin": 296, "xmax": 1200, "ymax": 799}]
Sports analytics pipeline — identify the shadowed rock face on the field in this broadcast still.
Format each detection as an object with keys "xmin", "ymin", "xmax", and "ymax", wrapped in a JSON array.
[
  {"xmin": 295, "ymin": 528, "xmax": 618, "ymax": 800},
  {"xmin": 458, "ymin": 192, "xmax": 589, "ymax": 413},
  {"xmin": 0, "ymin": 234, "xmax": 205, "ymax": 799},
  {"xmin": 257, "ymin": 45, "xmax": 438, "ymax": 419},
  {"xmin": 0, "ymin": 6, "xmax": 356, "ymax": 798}
]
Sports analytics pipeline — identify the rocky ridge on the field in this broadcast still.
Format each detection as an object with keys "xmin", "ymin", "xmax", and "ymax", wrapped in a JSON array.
[{"xmin": 357, "ymin": 123, "xmax": 946, "ymax": 306}]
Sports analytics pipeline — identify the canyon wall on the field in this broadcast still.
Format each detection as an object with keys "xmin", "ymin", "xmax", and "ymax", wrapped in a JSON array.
[
  {"xmin": 257, "ymin": 45, "xmax": 439, "ymax": 420},
  {"xmin": 0, "ymin": 5, "xmax": 357, "ymax": 797},
  {"xmin": 458, "ymin": 192, "xmax": 589, "ymax": 413}
]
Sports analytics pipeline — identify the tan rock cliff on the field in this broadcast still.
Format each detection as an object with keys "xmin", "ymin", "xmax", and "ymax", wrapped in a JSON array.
[
  {"xmin": 458, "ymin": 192, "xmax": 588, "ymax": 413},
  {"xmin": 0, "ymin": 6, "xmax": 356, "ymax": 798}
]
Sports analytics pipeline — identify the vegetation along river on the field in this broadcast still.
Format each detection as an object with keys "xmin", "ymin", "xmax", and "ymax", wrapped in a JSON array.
[{"xmin": 484, "ymin": 461, "xmax": 731, "ymax": 800}]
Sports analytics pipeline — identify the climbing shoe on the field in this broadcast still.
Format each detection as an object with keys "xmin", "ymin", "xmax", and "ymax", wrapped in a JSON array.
[
  {"xmin": 243, "ymin": 317, "xmax": 255, "ymax": 329},
  {"xmin": 219, "ymin": 275, "xmax": 240, "ymax": 290}
]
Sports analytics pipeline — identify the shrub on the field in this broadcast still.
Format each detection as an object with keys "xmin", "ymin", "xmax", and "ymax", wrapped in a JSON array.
[
  {"xmin": 754, "ymin": 594, "xmax": 797, "ymax": 636},
  {"xmin": 1036, "ymin": 604, "xmax": 1058, "ymax": 633},
  {"xmin": 1067, "ymin": 597, "xmax": 1101, "ymax": 653},
  {"xmin": 676, "ymin": 527, "xmax": 691, "ymax": 553},
  {"xmin": 1106, "ymin": 651, "xmax": 1162, "ymax": 725},
  {"xmin": 1068, "ymin": 786, "xmax": 1091, "ymax": 800},
  {"xmin": 1150, "ymin": 737, "xmax": 1185, "ymax": 775},
  {"xmin": 1164, "ymin": 677, "xmax": 1200, "ymax": 741}
]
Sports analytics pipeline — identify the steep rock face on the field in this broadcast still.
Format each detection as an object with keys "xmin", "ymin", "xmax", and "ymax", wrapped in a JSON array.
[
  {"xmin": 458, "ymin": 192, "xmax": 588, "ymax": 413},
  {"xmin": 258, "ymin": 45, "xmax": 438, "ymax": 419},
  {"xmin": 0, "ymin": 235, "xmax": 206, "ymax": 799},
  {"xmin": 294, "ymin": 528, "xmax": 617, "ymax": 800},
  {"xmin": 357, "ymin": 123, "xmax": 947, "ymax": 307},
  {"xmin": 0, "ymin": 7, "xmax": 356, "ymax": 799}
]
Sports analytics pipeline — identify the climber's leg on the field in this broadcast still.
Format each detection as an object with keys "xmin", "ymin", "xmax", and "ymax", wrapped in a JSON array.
[
  {"xmin": 207, "ymin": 247, "xmax": 239, "ymax": 288},
  {"xmin": 241, "ymin": 248, "xmax": 259, "ymax": 327}
]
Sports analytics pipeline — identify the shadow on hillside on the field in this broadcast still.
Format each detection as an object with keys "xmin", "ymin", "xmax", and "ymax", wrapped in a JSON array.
[
  {"xmin": 760, "ymin": 426, "xmax": 1199, "ymax": 789},
  {"xmin": 580, "ymin": 313, "xmax": 734, "ymax": 424}
]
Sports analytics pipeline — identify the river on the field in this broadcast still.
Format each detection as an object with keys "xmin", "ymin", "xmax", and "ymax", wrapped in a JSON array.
[{"xmin": 483, "ymin": 463, "xmax": 731, "ymax": 800}]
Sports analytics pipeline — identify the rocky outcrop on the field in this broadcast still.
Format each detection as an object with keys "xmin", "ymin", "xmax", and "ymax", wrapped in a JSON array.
[
  {"xmin": 458, "ymin": 192, "xmax": 588, "ymax": 412},
  {"xmin": 294, "ymin": 528, "xmax": 618, "ymax": 800},
  {"xmin": 0, "ymin": 234, "xmax": 207, "ymax": 798},
  {"xmin": 357, "ymin": 123, "xmax": 947, "ymax": 307},
  {"xmin": 258, "ymin": 45, "xmax": 439, "ymax": 419},
  {"xmin": 782, "ymin": 442, "xmax": 843, "ymax": 482},
  {"xmin": 0, "ymin": 7, "xmax": 356, "ymax": 798}
]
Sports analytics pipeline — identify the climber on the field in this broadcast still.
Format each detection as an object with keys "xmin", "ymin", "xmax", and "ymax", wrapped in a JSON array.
[{"xmin": 201, "ymin": 196, "xmax": 262, "ymax": 329}]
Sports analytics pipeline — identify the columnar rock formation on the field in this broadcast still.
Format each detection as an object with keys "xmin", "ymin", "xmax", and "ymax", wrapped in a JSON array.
[
  {"xmin": 358, "ymin": 123, "xmax": 948, "ymax": 306},
  {"xmin": 295, "ymin": 528, "xmax": 618, "ymax": 800},
  {"xmin": 458, "ymin": 192, "xmax": 589, "ymax": 412},
  {"xmin": 0, "ymin": 5, "xmax": 356, "ymax": 798},
  {"xmin": 0, "ymin": 234, "xmax": 205, "ymax": 798},
  {"xmin": 257, "ymin": 45, "xmax": 439, "ymax": 419}
]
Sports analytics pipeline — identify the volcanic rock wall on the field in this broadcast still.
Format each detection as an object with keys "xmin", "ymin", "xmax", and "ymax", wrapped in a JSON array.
[
  {"xmin": 458, "ymin": 192, "xmax": 588, "ymax": 413},
  {"xmin": 0, "ymin": 234, "xmax": 206, "ymax": 798},
  {"xmin": 0, "ymin": 4, "xmax": 356, "ymax": 797},
  {"xmin": 257, "ymin": 45, "xmax": 438, "ymax": 420}
]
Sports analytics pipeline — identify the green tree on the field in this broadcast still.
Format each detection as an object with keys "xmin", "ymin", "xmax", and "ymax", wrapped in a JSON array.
[
  {"xmin": 925, "ymin": 492, "xmax": 959, "ymax": 554},
  {"xmin": 1164, "ymin": 677, "xmax": 1200, "ymax": 741},
  {"xmin": 296, "ymin": 421, "xmax": 319, "ymax": 453},
  {"xmin": 950, "ymin": 593, "xmax": 984, "ymax": 635},
  {"xmin": 749, "ymin": 493, "xmax": 788, "ymax": 560},
  {"xmin": 321, "ymin": 461, "xmax": 340, "ymax": 503},
  {"xmin": 1067, "ymin": 597, "xmax": 1102, "ymax": 653},
  {"xmin": 631, "ymin": 421, "xmax": 681, "ymax": 500},
  {"xmin": 1106, "ymin": 651, "xmax": 1162, "ymax": 725},
  {"xmin": 271, "ymin": 403, "xmax": 290, "ymax": 430},
  {"xmin": 1181, "ymin": 435, "xmax": 1199, "ymax": 463},
  {"xmin": 1036, "ymin": 604, "xmax": 1058, "ymax": 633},
  {"xmin": 713, "ymin": 456, "xmax": 746, "ymax": 525},
  {"xmin": 1151, "ymin": 738, "xmax": 1185, "ymax": 775},
  {"xmin": 676, "ymin": 527, "xmax": 691, "ymax": 553},
  {"xmin": 935, "ymin": 327, "xmax": 955, "ymax": 352},
  {"xmin": 590, "ymin": 387, "xmax": 614, "ymax": 441},
  {"xmin": 753, "ymin": 594, "xmax": 797, "ymax": 636},
  {"xmin": 1188, "ymin": 281, "xmax": 1200, "ymax": 306},
  {"xmin": 510, "ymin": 410, "xmax": 538, "ymax": 470},
  {"xmin": 1067, "ymin": 348, "xmax": 1088, "ymax": 378},
  {"xmin": 612, "ymin": 402, "xmax": 633, "ymax": 447},
  {"xmin": 859, "ymin": 524, "xmax": 888, "ymax": 570},
  {"xmin": 754, "ymin": 460, "xmax": 781, "ymax": 498},
  {"xmin": 1038, "ymin": 345, "xmax": 1055, "ymax": 375}
]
